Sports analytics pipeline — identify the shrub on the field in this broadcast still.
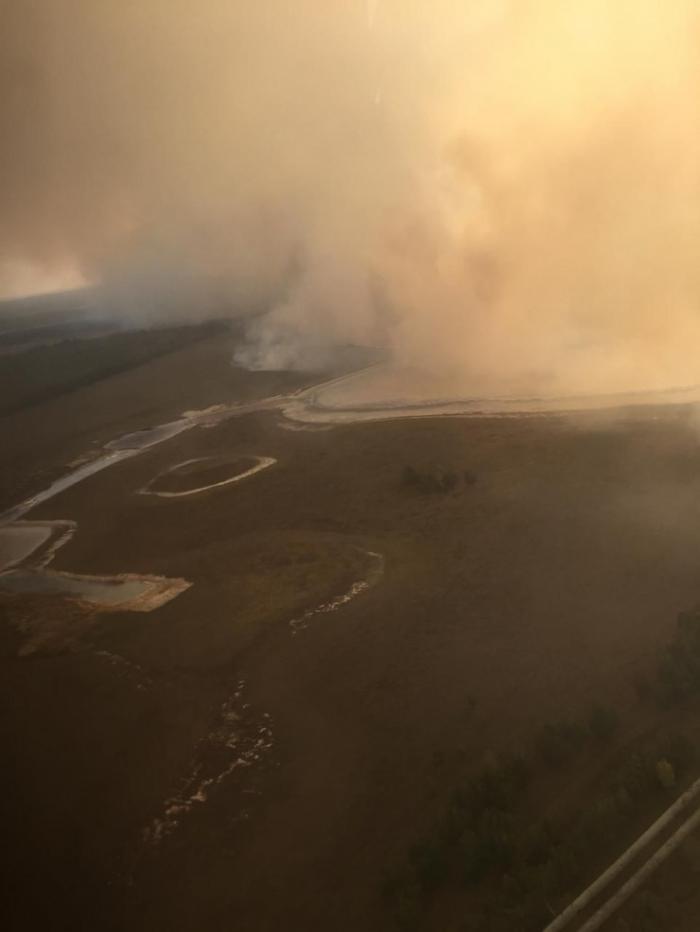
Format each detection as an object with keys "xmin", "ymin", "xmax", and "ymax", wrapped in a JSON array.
[
  {"xmin": 666, "ymin": 733, "xmax": 696, "ymax": 774},
  {"xmin": 633, "ymin": 673, "xmax": 652, "ymax": 702},
  {"xmin": 461, "ymin": 810, "xmax": 515, "ymax": 881},
  {"xmin": 655, "ymin": 758, "xmax": 676, "ymax": 790},
  {"xmin": 393, "ymin": 879, "xmax": 422, "ymax": 930},
  {"xmin": 677, "ymin": 608, "xmax": 700, "ymax": 654},
  {"xmin": 438, "ymin": 803, "xmax": 469, "ymax": 846},
  {"xmin": 614, "ymin": 753, "xmax": 654, "ymax": 806},
  {"xmin": 409, "ymin": 839, "xmax": 448, "ymax": 893},
  {"xmin": 401, "ymin": 466, "xmax": 420, "ymax": 488},
  {"xmin": 400, "ymin": 465, "xmax": 472, "ymax": 495},
  {"xmin": 461, "ymin": 829, "xmax": 485, "ymax": 882},
  {"xmin": 521, "ymin": 821, "xmax": 555, "ymax": 867},
  {"xmin": 535, "ymin": 720, "xmax": 587, "ymax": 768},
  {"xmin": 441, "ymin": 471, "xmax": 458, "ymax": 492},
  {"xmin": 588, "ymin": 704, "xmax": 619, "ymax": 741}
]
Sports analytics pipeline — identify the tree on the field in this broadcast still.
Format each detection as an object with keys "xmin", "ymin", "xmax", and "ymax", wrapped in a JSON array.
[
  {"xmin": 521, "ymin": 822, "xmax": 554, "ymax": 867},
  {"xmin": 655, "ymin": 758, "xmax": 676, "ymax": 790},
  {"xmin": 402, "ymin": 466, "xmax": 419, "ymax": 488},
  {"xmin": 393, "ymin": 879, "xmax": 422, "ymax": 930},
  {"xmin": 409, "ymin": 839, "xmax": 448, "ymax": 893},
  {"xmin": 535, "ymin": 720, "xmax": 586, "ymax": 768},
  {"xmin": 588, "ymin": 704, "xmax": 619, "ymax": 741},
  {"xmin": 441, "ymin": 471, "xmax": 458, "ymax": 492},
  {"xmin": 666, "ymin": 733, "xmax": 696, "ymax": 774},
  {"xmin": 633, "ymin": 673, "xmax": 652, "ymax": 702}
]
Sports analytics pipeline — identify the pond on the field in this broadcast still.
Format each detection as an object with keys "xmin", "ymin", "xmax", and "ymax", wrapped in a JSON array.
[
  {"xmin": 0, "ymin": 569, "xmax": 157, "ymax": 607},
  {"xmin": 0, "ymin": 524, "xmax": 53, "ymax": 571}
]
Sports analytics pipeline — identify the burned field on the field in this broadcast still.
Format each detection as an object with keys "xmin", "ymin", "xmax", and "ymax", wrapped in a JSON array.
[{"xmin": 3, "ymin": 330, "xmax": 700, "ymax": 931}]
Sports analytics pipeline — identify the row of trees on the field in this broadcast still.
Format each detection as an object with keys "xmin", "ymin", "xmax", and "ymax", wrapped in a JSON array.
[
  {"xmin": 645, "ymin": 608, "xmax": 700, "ymax": 706},
  {"xmin": 534, "ymin": 704, "xmax": 619, "ymax": 769},
  {"xmin": 385, "ymin": 604, "xmax": 700, "ymax": 930},
  {"xmin": 384, "ymin": 704, "xmax": 695, "ymax": 931}
]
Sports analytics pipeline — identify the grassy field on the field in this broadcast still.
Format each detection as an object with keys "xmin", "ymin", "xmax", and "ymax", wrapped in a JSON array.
[
  {"xmin": 3, "ymin": 327, "xmax": 700, "ymax": 930},
  {"xmin": 0, "ymin": 326, "xmax": 317, "ymax": 513},
  {"xmin": 0, "ymin": 320, "xmax": 228, "ymax": 417}
]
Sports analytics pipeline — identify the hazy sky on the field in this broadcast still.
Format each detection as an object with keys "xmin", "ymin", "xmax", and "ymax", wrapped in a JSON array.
[{"xmin": 3, "ymin": 2, "xmax": 700, "ymax": 391}]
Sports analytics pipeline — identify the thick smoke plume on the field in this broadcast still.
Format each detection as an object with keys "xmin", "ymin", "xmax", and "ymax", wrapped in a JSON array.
[{"xmin": 3, "ymin": 2, "xmax": 700, "ymax": 391}]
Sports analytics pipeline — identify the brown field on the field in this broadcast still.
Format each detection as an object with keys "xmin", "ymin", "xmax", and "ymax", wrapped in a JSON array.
[
  {"xmin": 0, "ymin": 327, "xmax": 313, "ymax": 514},
  {"xmin": 3, "ymin": 326, "xmax": 700, "ymax": 931}
]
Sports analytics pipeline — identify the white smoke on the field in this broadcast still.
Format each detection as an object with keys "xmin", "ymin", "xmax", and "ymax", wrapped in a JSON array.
[{"xmin": 4, "ymin": 2, "xmax": 700, "ymax": 394}]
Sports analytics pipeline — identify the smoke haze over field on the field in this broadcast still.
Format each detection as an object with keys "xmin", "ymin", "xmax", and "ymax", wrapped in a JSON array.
[{"xmin": 3, "ymin": 2, "xmax": 700, "ymax": 390}]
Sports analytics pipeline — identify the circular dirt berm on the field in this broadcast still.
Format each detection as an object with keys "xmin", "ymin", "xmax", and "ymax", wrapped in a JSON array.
[{"xmin": 143, "ymin": 455, "xmax": 276, "ymax": 497}]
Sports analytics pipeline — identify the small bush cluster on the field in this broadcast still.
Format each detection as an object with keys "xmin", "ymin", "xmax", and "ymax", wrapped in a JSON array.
[
  {"xmin": 484, "ymin": 733, "xmax": 691, "ymax": 931},
  {"xmin": 401, "ymin": 466, "xmax": 476, "ymax": 495},
  {"xmin": 383, "ymin": 755, "xmax": 532, "ymax": 928},
  {"xmin": 534, "ymin": 705, "xmax": 619, "ymax": 769},
  {"xmin": 652, "ymin": 608, "xmax": 700, "ymax": 705}
]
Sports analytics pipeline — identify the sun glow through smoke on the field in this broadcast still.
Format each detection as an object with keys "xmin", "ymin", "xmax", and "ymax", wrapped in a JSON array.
[{"xmin": 3, "ymin": 2, "xmax": 700, "ymax": 395}]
